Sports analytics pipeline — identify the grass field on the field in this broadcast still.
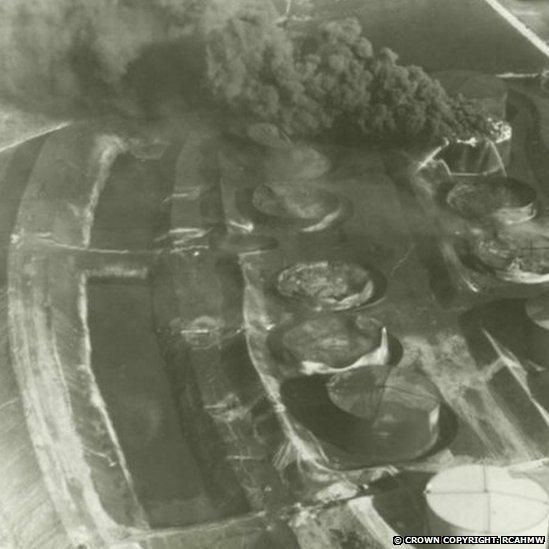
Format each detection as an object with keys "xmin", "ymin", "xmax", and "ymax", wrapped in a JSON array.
[{"xmin": 311, "ymin": 0, "xmax": 549, "ymax": 73}]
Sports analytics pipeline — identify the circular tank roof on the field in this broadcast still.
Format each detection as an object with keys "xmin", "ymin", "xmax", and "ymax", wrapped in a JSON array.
[{"xmin": 425, "ymin": 464, "xmax": 549, "ymax": 535}]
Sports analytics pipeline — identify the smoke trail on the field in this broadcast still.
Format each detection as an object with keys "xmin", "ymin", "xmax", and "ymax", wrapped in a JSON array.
[{"xmin": 0, "ymin": 0, "xmax": 261, "ymax": 119}]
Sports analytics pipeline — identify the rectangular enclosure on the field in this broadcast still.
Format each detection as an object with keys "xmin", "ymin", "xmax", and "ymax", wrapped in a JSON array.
[
  {"xmin": 90, "ymin": 150, "xmax": 175, "ymax": 251},
  {"xmin": 86, "ymin": 277, "xmax": 251, "ymax": 528}
]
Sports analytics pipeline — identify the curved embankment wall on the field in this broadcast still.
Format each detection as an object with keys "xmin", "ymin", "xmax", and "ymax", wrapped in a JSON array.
[{"xmin": 8, "ymin": 122, "xmax": 151, "ymax": 548}]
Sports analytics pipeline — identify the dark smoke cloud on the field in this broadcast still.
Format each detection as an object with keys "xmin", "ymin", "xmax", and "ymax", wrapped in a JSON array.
[{"xmin": 0, "ymin": 0, "xmax": 253, "ymax": 119}]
